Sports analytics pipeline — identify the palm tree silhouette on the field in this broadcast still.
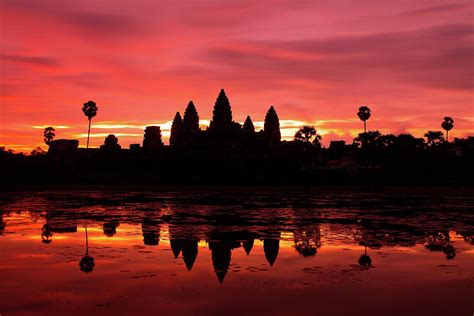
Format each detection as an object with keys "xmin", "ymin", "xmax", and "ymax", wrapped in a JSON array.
[
  {"xmin": 82, "ymin": 101, "xmax": 98, "ymax": 149},
  {"xmin": 79, "ymin": 224, "xmax": 95, "ymax": 273},
  {"xmin": 441, "ymin": 117, "xmax": 454, "ymax": 142},
  {"xmin": 357, "ymin": 106, "xmax": 371, "ymax": 133},
  {"xmin": 43, "ymin": 127, "xmax": 55, "ymax": 145}
]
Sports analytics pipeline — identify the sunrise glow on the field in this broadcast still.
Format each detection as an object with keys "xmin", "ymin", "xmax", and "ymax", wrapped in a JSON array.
[{"xmin": 1, "ymin": 0, "xmax": 473, "ymax": 152}]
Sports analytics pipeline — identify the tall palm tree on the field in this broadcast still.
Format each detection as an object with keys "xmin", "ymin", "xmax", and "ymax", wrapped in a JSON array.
[
  {"xmin": 357, "ymin": 106, "xmax": 371, "ymax": 133},
  {"xmin": 43, "ymin": 127, "xmax": 55, "ymax": 145},
  {"xmin": 441, "ymin": 117, "xmax": 454, "ymax": 142},
  {"xmin": 82, "ymin": 101, "xmax": 98, "ymax": 148}
]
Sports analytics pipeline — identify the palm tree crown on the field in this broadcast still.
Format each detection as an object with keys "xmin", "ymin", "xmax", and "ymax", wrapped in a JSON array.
[
  {"xmin": 82, "ymin": 101, "xmax": 98, "ymax": 120},
  {"xmin": 357, "ymin": 106, "xmax": 371, "ymax": 133},
  {"xmin": 441, "ymin": 117, "xmax": 454, "ymax": 141}
]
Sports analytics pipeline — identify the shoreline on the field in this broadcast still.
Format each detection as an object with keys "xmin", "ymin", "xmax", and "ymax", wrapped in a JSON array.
[{"xmin": 1, "ymin": 183, "xmax": 473, "ymax": 196}]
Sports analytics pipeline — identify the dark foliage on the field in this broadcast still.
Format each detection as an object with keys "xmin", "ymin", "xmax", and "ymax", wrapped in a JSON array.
[{"xmin": 43, "ymin": 127, "xmax": 55, "ymax": 145}]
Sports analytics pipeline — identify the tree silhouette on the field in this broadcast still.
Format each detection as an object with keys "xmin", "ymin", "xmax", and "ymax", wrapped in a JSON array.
[
  {"xmin": 242, "ymin": 116, "xmax": 255, "ymax": 135},
  {"xmin": 209, "ymin": 89, "xmax": 233, "ymax": 132},
  {"xmin": 441, "ymin": 117, "xmax": 454, "ymax": 142},
  {"xmin": 264, "ymin": 106, "xmax": 281, "ymax": 143},
  {"xmin": 379, "ymin": 134, "xmax": 397, "ymax": 147},
  {"xmin": 82, "ymin": 101, "xmax": 98, "ymax": 149},
  {"xmin": 295, "ymin": 126, "xmax": 316, "ymax": 143},
  {"xmin": 425, "ymin": 232, "xmax": 456, "ymax": 260},
  {"xmin": 295, "ymin": 126, "xmax": 321, "ymax": 147},
  {"xmin": 424, "ymin": 131, "xmax": 444, "ymax": 147},
  {"xmin": 353, "ymin": 131, "xmax": 382, "ymax": 148},
  {"xmin": 396, "ymin": 134, "xmax": 424, "ymax": 150},
  {"xmin": 30, "ymin": 147, "xmax": 46, "ymax": 156},
  {"xmin": 294, "ymin": 230, "xmax": 321, "ymax": 257},
  {"xmin": 182, "ymin": 101, "xmax": 200, "ymax": 143},
  {"xmin": 170, "ymin": 112, "xmax": 183, "ymax": 146},
  {"xmin": 43, "ymin": 127, "xmax": 55, "ymax": 145},
  {"xmin": 357, "ymin": 106, "xmax": 371, "ymax": 133}
]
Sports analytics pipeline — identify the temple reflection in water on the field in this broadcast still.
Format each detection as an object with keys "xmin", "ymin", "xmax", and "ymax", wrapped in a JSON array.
[
  {"xmin": 1, "ymin": 190, "xmax": 473, "ymax": 316},
  {"xmin": 1, "ymin": 203, "xmax": 472, "ymax": 283}
]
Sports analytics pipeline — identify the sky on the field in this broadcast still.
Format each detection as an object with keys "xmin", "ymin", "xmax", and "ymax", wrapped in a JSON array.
[{"xmin": 0, "ymin": 0, "xmax": 473, "ymax": 152}]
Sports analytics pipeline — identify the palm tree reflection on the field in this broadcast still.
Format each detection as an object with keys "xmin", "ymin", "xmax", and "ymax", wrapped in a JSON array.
[
  {"xmin": 79, "ymin": 224, "xmax": 95, "ymax": 273},
  {"xmin": 358, "ymin": 246, "xmax": 373, "ymax": 267},
  {"xmin": 41, "ymin": 224, "xmax": 53, "ymax": 244}
]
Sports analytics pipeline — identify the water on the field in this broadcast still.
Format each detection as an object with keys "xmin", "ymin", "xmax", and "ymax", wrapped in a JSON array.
[{"xmin": 1, "ymin": 188, "xmax": 473, "ymax": 315}]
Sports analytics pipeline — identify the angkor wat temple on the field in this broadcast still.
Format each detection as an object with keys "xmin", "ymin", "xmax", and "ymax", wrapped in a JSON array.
[
  {"xmin": 2, "ymin": 89, "xmax": 473, "ymax": 185},
  {"xmin": 39, "ymin": 89, "xmax": 318, "ymax": 184}
]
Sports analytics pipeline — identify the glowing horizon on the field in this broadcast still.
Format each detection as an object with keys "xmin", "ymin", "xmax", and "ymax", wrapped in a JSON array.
[{"xmin": 1, "ymin": 0, "xmax": 473, "ymax": 153}]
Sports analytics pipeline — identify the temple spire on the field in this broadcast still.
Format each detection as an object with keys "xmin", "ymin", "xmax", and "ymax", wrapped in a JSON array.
[
  {"xmin": 264, "ymin": 106, "xmax": 281, "ymax": 143},
  {"xmin": 209, "ymin": 89, "xmax": 233, "ymax": 132},
  {"xmin": 242, "ymin": 116, "xmax": 255, "ymax": 134},
  {"xmin": 169, "ymin": 112, "xmax": 182, "ymax": 146}
]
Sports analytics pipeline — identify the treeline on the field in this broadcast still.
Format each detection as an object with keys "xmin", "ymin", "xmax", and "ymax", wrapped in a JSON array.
[
  {"xmin": 0, "ymin": 89, "xmax": 472, "ymax": 186},
  {"xmin": 1, "ymin": 132, "xmax": 472, "ymax": 186}
]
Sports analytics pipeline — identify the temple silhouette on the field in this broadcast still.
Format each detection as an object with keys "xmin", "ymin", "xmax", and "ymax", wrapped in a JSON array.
[{"xmin": 1, "ymin": 89, "xmax": 473, "ymax": 185}]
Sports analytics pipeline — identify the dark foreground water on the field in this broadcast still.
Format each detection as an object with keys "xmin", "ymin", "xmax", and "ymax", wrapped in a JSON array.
[{"xmin": 0, "ymin": 188, "xmax": 473, "ymax": 316}]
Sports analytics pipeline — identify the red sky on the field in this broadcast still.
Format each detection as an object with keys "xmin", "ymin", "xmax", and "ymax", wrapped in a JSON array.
[{"xmin": 1, "ymin": 0, "xmax": 473, "ymax": 152}]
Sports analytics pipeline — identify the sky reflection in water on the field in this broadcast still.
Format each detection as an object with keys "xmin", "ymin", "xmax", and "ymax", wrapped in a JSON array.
[{"xmin": 0, "ymin": 189, "xmax": 473, "ymax": 315}]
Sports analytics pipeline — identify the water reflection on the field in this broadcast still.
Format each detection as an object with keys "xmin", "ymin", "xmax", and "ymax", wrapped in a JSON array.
[
  {"xmin": 0, "ymin": 190, "xmax": 473, "ymax": 315},
  {"xmin": 79, "ymin": 225, "xmax": 95, "ymax": 273}
]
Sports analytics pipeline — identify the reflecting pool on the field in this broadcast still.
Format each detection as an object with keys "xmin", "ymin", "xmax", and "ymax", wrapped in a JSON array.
[{"xmin": 1, "ymin": 188, "xmax": 473, "ymax": 315}]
